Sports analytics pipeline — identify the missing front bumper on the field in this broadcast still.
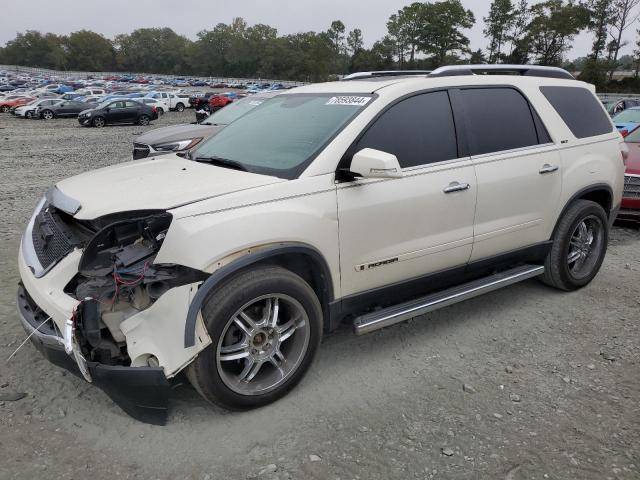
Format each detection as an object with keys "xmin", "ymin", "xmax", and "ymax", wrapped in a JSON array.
[{"xmin": 17, "ymin": 284, "xmax": 171, "ymax": 425}]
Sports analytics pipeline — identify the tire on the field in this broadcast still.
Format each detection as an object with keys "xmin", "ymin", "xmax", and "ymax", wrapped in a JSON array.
[
  {"xmin": 92, "ymin": 116, "xmax": 105, "ymax": 128},
  {"xmin": 138, "ymin": 114, "xmax": 150, "ymax": 125},
  {"xmin": 156, "ymin": 107, "xmax": 164, "ymax": 116},
  {"xmin": 187, "ymin": 266, "xmax": 323, "ymax": 410},
  {"xmin": 41, "ymin": 109, "xmax": 54, "ymax": 120},
  {"xmin": 25, "ymin": 111, "xmax": 33, "ymax": 119},
  {"xmin": 540, "ymin": 199, "xmax": 608, "ymax": 291},
  {"xmin": 0, "ymin": 106, "xmax": 9, "ymax": 113},
  {"xmin": 175, "ymin": 102, "xmax": 185, "ymax": 112}
]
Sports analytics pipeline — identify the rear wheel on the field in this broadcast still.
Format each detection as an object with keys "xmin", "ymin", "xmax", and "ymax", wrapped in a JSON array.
[
  {"xmin": 175, "ymin": 103, "xmax": 185, "ymax": 112},
  {"xmin": 25, "ymin": 111, "xmax": 33, "ymax": 119},
  {"xmin": 41, "ymin": 109, "xmax": 54, "ymax": 120},
  {"xmin": 138, "ymin": 114, "xmax": 150, "ymax": 125},
  {"xmin": 187, "ymin": 266, "xmax": 322, "ymax": 410},
  {"xmin": 92, "ymin": 116, "xmax": 105, "ymax": 128},
  {"xmin": 0, "ymin": 106, "xmax": 9, "ymax": 113},
  {"xmin": 156, "ymin": 107, "xmax": 164, "ymax": 116},
  {"xmin": 540, "ymin": 200, "xmax": 608, "ymax": 291}
]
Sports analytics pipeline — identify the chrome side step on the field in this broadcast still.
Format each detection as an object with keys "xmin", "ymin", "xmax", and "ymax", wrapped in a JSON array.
[{"xmin": 353, "ymin": 264, "xmax": 544, "ymax": 335}]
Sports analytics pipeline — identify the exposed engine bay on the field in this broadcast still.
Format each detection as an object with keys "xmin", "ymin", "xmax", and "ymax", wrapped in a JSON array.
[{"xmin": 63, "ymin": 211, "xmax": 207, "ymax": 367}]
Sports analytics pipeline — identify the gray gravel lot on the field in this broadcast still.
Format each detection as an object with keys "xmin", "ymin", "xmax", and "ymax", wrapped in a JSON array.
[{"xmin": 0, "ymin": 110, "xmax": 639, "ymax": 480}]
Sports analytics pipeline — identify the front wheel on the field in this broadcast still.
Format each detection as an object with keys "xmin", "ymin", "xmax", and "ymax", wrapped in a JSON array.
[
  {"xmin": 138, "ymin": 114, "xmax": 150, "ymax": 125},
  {"xmin": 41, "ymin": 109, "xmax": 54, "ymax": 120},
  {"xmin": 187, "ymin": 266, "xmax": 322, "ymax": 410},
  {"xmin": 25, "ymin": 111, "xmax": 33, "ymax": 119},
  {"xmin": 540, "ymin": 199, "xmax": 608, "ymax": 291},
  {"xmin": 0, "ymin": 106, "xmax": 9, "ymax": 113},
  {"xmin": 175, "ymin": 103, "xmax": 185, "ymax": 112},
  {"xmin": 92, "ymin": 116, "xmax": 105, "ymax": 128}
]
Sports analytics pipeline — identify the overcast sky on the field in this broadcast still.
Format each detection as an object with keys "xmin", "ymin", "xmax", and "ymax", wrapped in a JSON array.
[{"xmin": 2, "ymin": 0, "xmax": 638, "ymax": 60}]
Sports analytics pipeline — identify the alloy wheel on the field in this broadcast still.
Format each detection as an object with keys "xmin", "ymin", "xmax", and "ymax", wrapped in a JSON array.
[
  {"xmin": 216, "ymin": 294, "xmax": 310, "ymax": 396},
  {"xmin": 566, "ymin": 215, "xmax": 604, "ymax": 280}
]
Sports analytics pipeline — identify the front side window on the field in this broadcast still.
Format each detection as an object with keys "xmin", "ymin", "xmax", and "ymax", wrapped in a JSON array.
[
  {"xmin": 191, "ymin": 94, "xmax": 373, "ymax": 179},
  {"xmin": 355, "ymin": 91, "xmax": 458, "ymax": 168},
  {"xmin": 459, "ymin": 88, "xmax": 539, "ymax": 156}
]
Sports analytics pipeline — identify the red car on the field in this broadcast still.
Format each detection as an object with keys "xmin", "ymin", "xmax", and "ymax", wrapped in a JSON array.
[
  {"xmin": 620, "ymin": 127, "xmax": 640, "ymax": 221},
  {"xmin": 208, "ymin": 94, "xmax": 234, "ymax": 111},
  {"xmin": 0, "ymin": 96, "xmax": 34, "ymax": 113}
]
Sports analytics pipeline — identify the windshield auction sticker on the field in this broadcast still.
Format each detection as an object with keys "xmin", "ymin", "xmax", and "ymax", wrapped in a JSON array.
[{"xmin": 326, "ymin": 96, "xmax": 371, "ymax": 106}]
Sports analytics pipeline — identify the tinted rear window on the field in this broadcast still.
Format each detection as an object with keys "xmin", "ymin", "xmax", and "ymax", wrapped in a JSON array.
[
  {"xmin": 459, "ymin": 88, "xmax": 539, "ymax": 155},
  {"xmin": 540, "ymin": 86, "xmax": 612, "ymax": 138}
]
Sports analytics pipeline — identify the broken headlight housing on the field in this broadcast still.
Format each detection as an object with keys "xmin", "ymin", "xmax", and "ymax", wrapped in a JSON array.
[{"xmin": 66, "ymin": 211, "xmax": 207, "ymax": 365}]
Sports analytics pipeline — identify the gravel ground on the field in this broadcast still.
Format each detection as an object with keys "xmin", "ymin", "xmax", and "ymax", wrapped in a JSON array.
[{"xmin": 0, "ymin": 109, "xmax": 639, "ymax": 480}]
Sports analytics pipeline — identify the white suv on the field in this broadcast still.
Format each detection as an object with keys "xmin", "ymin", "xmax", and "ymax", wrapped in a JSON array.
[{"xmin": 17, "ymin": 65, "xmax": 624, "ymax": 424}]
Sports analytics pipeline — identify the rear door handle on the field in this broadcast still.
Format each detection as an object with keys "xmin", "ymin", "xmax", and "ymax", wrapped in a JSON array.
[
  {"xmin": 443, "ymin": 182, "xmax": 470, "ymax": 193},
  {"xmin": 539, "ymin": 164, "xmax": 559, "ymax": 174}
]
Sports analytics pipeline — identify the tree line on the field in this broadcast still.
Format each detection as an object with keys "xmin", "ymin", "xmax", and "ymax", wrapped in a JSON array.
[{"xmin": 0, "ymin": 0, "xmax": 638, "ymax": 89}]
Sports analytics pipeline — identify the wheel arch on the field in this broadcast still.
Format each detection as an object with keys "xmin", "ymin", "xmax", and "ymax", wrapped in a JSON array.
[
  {"xmin": 551, "ymin": 184, "xmax": 613, "ymax": 239},
  {"xmin": 183, "ymin": 243, "xmax": 334, "ymax": 348}
]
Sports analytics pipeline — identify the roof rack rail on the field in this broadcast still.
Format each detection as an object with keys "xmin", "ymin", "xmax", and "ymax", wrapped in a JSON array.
[
  {"xmin": 341, "ymin": 70, "xmax": 432, "ymax": 81},
  {"xmin": 428, "ymin": 64, "xmax": 574, "ymax": 80}
]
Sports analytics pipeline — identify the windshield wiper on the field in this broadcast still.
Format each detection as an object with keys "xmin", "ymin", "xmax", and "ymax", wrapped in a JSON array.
[{"xmin": 193, "ymin": 155, "xmax": 249, "ymax": 172}]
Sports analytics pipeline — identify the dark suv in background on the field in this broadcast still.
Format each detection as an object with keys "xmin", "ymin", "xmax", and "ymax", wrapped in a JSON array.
[{"xmin": 78, "ymin": 100, "xmax": 158, "ymax": 127}]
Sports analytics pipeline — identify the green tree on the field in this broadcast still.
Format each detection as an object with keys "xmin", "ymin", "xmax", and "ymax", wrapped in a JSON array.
[
  {"xmin": 484, "ymin": 0, "xmax": 515, "ymax": 63},
  {"xmin": 65, "ymin": 30, "xmax": 115, "ymax": 71},
  {"xmin": 504, "ymin": 0, "xmax": 531, "ymax": 62},
  {"xmin": 526, "ymin": 0, "xmax": 591, "ymax": 66},
  {"xmin": 418, "ymin": 0, "xmax": 476, "ymax": 66},
  {"xmin": 347, "ymin": 29, "xmax": 364, "ymax": 56},
  {"xmin": 115, "ymin": 28, "xmax": 191, "ymax": 74},
  {"xmin": 607, "ymin": 0, "xmax": 640, "ymax": 80},
  {"xmin": 1, "ymin": 31, "xmax": 67, "ymax": 69},
  {"xmin": 396, "ymin": 2, "xmax": 426, "ymax": 64}
]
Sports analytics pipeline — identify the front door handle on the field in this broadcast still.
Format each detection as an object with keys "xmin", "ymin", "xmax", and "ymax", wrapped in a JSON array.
[
  {"xmin": 539, "ymin": 164, "xmax": 559, "ymax": 174},
  {"xmin": 443, "ymin": 182, "xmax": 470, "ymax": 193}
]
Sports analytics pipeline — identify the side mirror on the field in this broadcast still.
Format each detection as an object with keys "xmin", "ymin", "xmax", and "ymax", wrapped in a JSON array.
[{"xmin": 349, "ymin": 148, "xmax": 403, "ymax": 179}]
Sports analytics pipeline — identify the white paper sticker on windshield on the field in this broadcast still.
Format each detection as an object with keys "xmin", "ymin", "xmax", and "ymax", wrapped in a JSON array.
[{"xmin": 326, "ymin": 96, "xmax": 371, "ymax": 106}]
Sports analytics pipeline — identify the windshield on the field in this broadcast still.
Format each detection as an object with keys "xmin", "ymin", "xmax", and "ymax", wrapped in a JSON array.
[
  {"xmin": 613, "ymin": 109, "xmax": 640, "ymax": 123},
  {"xmin": 202, "ymin": 95, "xmax": 273, "ymax": 126},
  {"xmin": 191, "ymin": 93, "xmax": 373, "ymax": 179}
]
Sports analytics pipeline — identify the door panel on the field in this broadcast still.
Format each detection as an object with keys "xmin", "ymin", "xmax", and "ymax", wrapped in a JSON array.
[
  {"xmin": 337, "ymin": 161, "xmax": 476, "ymax": 296},
  {"xmin": 470, "ymin": 146, "xmax": 561, "ymax": 260},
  {"xmin": 452, "ymin": 87, "xmax": 562, "ymax": 261}
]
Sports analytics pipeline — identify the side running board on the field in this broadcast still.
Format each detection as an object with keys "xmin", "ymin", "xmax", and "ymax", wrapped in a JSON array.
[{"xmin": 353, "ymin": 264, "xmax": 544, "ymax": 335}]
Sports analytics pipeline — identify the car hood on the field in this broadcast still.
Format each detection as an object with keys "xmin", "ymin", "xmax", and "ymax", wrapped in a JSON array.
[
  {"xmin": 134, "ymin": 123, "xmax": 223, "ymax": 146},
  {"xmin": 55, "ymin": 155, "xmax": 284, "ymax": 220}
]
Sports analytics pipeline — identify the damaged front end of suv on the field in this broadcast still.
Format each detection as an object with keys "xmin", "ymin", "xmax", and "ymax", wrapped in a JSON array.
[{"xmin": 17, "ymin": 187, "xmax": 211, "ymax": 424}]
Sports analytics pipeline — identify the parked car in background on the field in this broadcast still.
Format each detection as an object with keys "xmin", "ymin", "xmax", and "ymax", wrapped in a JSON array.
[
  {"xmin": 146, "ymin": 91, "xmax": 189, "ymax": 111},
  {"xmin": 60, "ymin": 92, "xmax": 84, "ymax": 101},
  {"xmin": 78, "ymin": 99, "xmax": 158, "ymax": 127},
  {"xmin": 38, "ymin": 100, "xmax": 92, "ymax": 119},
  {"xmin": 0, "ymin": 96, "xmax": 34, "ymax": 112},
  {"xmin": 604, "ymin": 98, "xmax": 640, "ymax": 116},
  {"xmin": 135, "ymin": 97, "xmax": 170, "ymax": 115},
  {"xmin": 133, "ymin": 91, "xmax": 280, "ymax": 159},
  {"xmin": 612, "ymin": 107, "xmax": 640, "ymax": 137},
  {"xmin": 14, "ymin": 98, "xmax": 62, "ymax": 118},
  {"xmin": 619, "ymin": 126, "xmax": 640, "ymax": 221}
]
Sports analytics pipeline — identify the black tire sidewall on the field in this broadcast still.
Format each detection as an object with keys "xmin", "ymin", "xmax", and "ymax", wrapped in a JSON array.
[
  {"xmin": 92, "ymin": 116, "xmax": 105, "ymax": 127},
  {"xmin": 191, "ymin": 267, "xmax": 322, "ymax": 410},
  {"xmin": 549, "ymin": 201, "xmax": 608, "ymax": 290}
]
